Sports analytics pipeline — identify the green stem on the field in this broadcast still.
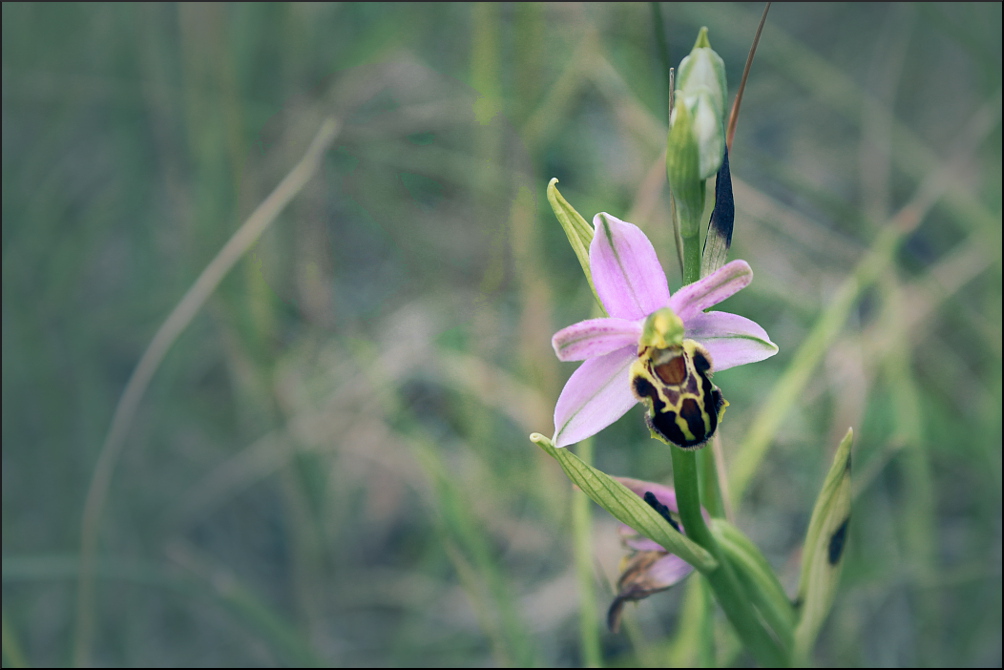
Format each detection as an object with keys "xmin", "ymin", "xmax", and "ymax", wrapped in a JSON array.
[
  {"xmin": 674, "ymin": 191, "xmax": 787, "ymax": 667},
  {"xmin": 697, "ymin": 447, "xmax": 725, "ymax": 518},
  {"xmin": 682, "ymin": 229, "xmax": 702, "ymax": 285},
  {"xmin": 672, "ymin": 448, "xmax": 786, "ymax": 666}
]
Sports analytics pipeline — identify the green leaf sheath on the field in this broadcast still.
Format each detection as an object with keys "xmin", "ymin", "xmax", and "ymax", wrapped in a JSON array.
[
  {"xmin": 712, "ymin": 518, "xmax": 796, "ymax": 656},
  {"xmin": 667, "ymin": 102, "xmax": 706, "ymax": 242},
  {"xmin": 671, "ymin": 447, "xmax": 788, "ymax": 667},
  {"xmin": 547, "ymin": 179, "xmax": 601, "ymax": 308},
  {"xmin": 530, "ymin": 434, "xmax": 717, "ymax": 572},
  {"xmin": 794, "ymin": 428, "xmax": 853, "ymax": 664}
]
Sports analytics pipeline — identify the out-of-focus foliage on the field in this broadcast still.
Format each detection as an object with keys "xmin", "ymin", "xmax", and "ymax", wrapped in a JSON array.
[{"xmin": 2, "ymin": 3, "xmax": 1000, "ymax": 666}]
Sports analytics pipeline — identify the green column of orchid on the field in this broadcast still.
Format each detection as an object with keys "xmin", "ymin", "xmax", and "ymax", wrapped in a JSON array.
[{"xmin": 667, "ymin": 29, "xmax": 788, "ymax": 667}]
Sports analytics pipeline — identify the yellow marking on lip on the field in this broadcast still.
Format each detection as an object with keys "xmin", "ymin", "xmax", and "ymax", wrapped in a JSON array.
[{"xmin": 630, "ymin": 339, "xmax": 726, "ymax": 449}]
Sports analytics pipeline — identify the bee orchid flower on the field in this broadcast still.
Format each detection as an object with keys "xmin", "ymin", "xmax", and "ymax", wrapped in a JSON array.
[{"xmin": 551, "ymin": 213, "xmax": 777, "ymax": 448}]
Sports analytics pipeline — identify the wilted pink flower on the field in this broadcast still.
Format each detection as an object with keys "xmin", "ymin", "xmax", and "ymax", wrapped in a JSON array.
[{"xmin": 608, "ymin": 477, "xmax": 704, "ymax": 632}]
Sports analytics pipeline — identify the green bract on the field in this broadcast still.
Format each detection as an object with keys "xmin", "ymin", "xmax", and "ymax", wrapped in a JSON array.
[
  {"xmin": 546, "ymin": 178, "xmax": 599, "ymax": 305},
  {"xmin": 530, "ymin": 433, "xmax": 718, "ymax": 573},
  {"xmin": 546, "ymin": 178, "xmax": 593, "ymax": 274},
  {"xmin": 667, "ymin": 99, "xmax": 705, "ymax": 237}
]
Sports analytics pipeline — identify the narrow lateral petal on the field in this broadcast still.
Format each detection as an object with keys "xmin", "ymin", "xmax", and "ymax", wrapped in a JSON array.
[
  {"xmin": 591, "ymin": 213, "xmax": 671, "ymax": 321},
  {"xmin": 687, "ymin": 311, "xmax": 778, "ymax": 371},
  {"xmin": 552, "ymin": 318, "xmax": 642, "ymax": 361},
  {"xmin": 669, "ymin": 259, "xmax": 752, "ymax": 321},
  {"xmin": 553, "ymin": 345, "xmax": 637, "ymax": 448}
]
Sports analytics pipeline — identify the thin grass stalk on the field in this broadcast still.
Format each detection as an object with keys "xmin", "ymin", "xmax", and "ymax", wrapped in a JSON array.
[{"xmin": 73, "ymin": 118, "xmax": 341, "ymax": 666}]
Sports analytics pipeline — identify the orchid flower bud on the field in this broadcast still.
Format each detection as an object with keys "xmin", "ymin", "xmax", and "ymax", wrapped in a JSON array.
[
  {"xmin": 672, "ymin": 27, "xmax": 728, "ymax": 180},
  {"xmin": 677, "ymin": 28, "xmax": 727, "ymax": 122}
]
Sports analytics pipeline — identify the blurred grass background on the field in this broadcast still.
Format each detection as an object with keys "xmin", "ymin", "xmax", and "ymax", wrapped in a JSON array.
[{"xmin": 2, "ymin": 2, "xmax": 1000, "ymax": 666}]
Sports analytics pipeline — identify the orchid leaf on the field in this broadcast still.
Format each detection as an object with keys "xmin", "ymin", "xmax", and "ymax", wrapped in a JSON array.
[
  {"xmin": 711, "ymin": 518, "xmax": 795, "ymax": 656},
  {"xmin": 546, "ymin": 178, "xmax": 598, "ymax": 301},
  {"xmin": 530, "ymin": 433, "xmax": 717, "ymax": 573},
  {"xmin": 794, "ymin": 428, "xmax": 853, "ymax": 664}
]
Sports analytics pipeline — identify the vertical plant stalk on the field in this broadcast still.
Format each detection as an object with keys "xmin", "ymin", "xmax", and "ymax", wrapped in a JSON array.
[
  {"xmin": 73, "ymin": 118, "xmax": 341, "ymax": 667},
  {"xmin": 671, "ymin": 446, "xmax": 785, "ymax": 666},
  {"xmin": 691, "ymin": 0, "xmax": 768, "ymax": 530},
  {"xmin": 681, "ymin": 230, "xmax": 703, "ymax": 286},
  {"xmin": 697, "ymin": 445, "xmax": 725, "ymax": 518},
  {"xmin": 572, "ymin": 438, "xmax": 603, "ymax": 668},
  {"xmin": 712, "ymin": 433, "xmax": 735, "ymax": 522},
  {"xmin": 670, "ymin": 193, "xmax": 785, "ymax": 665}
]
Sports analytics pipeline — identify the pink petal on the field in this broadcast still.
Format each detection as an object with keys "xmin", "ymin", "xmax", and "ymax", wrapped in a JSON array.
[
  {"xmin": 669, "ymin": 259, "xmax": 752, "ymax": 321},
  {"xmin": 553, "ymin": 345, "xmax": 637, "ymax": 448},
  {"xmin": 552, "ymin": 318, "xmax": 642, "ymax": 362},
  {"xmin": 590, "ymin": 213, "xmax": 671, "ymax": 321},
  {"xmin": 616, "ymin": 510, "xmax": 664, "ymax": 551},
  {"xmin": 614, "ymin": 477, "xmax": 679, "ymax": 511},
  {"xmin": 646, "ymin": 553, "xmax": 695, "ymax": 587},
  {"xmin": 686, "ymin": 311, "xmax": 779, "ymax": 371},
  {"xmin": 621, "ymin": 532, "xmax": 664, "ymax": 553}
]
